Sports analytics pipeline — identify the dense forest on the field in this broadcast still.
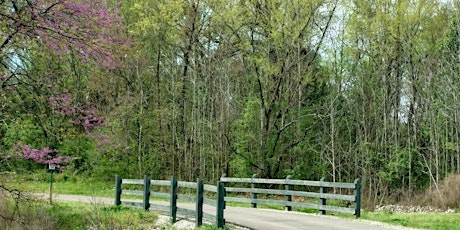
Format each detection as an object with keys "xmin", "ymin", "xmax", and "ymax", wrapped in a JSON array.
[{"xmin": 2, "ymin": 0, "xmax": 460, "ymax": 208}]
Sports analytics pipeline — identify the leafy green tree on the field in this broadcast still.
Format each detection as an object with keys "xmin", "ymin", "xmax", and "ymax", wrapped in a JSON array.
[{"xmin": 1, "ymin": 0, "xmax": 125, "ymax": 173}]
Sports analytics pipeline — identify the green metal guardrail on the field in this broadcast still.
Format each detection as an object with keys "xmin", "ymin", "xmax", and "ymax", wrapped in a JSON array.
[
  {"xmin": 114, "ymin": 175, "xmax": 361, "ymax": 228},
  {"xmin": 114, "ymin": 175, "xmax": 225, "ymax": 228},
  {"xmin": 220, "ymin": 175, "xmax": 361, "ymax": 218}
]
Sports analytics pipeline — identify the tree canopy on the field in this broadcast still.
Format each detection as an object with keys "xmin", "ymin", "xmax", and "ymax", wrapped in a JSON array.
[{"xmin": 2, "ymin": 0, "xmax": 460, "ymax": 208}]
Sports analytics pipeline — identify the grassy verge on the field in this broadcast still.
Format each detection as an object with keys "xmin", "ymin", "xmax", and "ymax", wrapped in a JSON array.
[
  {"xmin": 0, "ymin": 194, "xmax": 158, "ymax": 230},
  {"xmin": 357, "ymin": 211, "xmax": 460, "ymax": 230},
  {"xmin": 2, "ymin": 172, "xmax": 172, "ymax": 200},
  {"xmin": 0, "ymin": 194, "xmax": 227, "ymax": 230},
  {"xmin": 2, "ymin": 172, "xmax": 115, "ymax": 197}
]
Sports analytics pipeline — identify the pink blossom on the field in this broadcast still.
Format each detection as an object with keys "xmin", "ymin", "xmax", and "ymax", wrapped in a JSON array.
[
  {"xmin": 48, "ymin": 92, "xmax": 109, "ymax": 151},
  {"xmin": 10, "ymin": 142, "xmax": 75, "ymax": 167},
  {"xmin": 7, "ymin": 0, "xmax": 127, "ymax": 69}
]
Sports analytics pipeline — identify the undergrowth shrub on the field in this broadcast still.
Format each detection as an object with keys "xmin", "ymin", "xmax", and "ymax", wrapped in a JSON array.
[
  {"xmin": 0, "ymin": 183, "xmax": 157, "ymax": 229},
  {"xmin": 425, "ymin": 174, "xmax": 460, "ymax": 209},
  {"xmin": 0, "ymin": 187, "xmax": 59, "ymax": 230}
]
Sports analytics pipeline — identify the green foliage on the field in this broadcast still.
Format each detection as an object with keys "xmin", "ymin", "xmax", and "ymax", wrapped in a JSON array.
[
  {"xmin": 285, "ymin": 158, "xmax": 328, "ymax": 180},
  {"xmin": 229, "ymin": 97, "xmax": 260, "ymax": 172},
  {"xmin": 228, "ymin": 157, "xmax": 252, "ymax": 178},
  {"xmin": 3, "ymin": 117, "xmax": 46, "ymax": 148}
]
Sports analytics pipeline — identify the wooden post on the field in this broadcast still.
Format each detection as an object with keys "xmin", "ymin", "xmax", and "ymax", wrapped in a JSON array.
[
  {"xmin": 319, "ymin": 177, "xmax": 327, "ymax": 215},
  {"xmin": 251, "ymin": 174, "xmax": 258, "ymax": 208},
  {"xmin": 49, "ymin": 169, "xmax": 53, "ymax": 204},
  {"xmin": 354, "ymin": 178, "xmax": 361, "ymax": 218},
  {"xmin": 115, "ymin": 175, "xmax": 122, "ymax": 206},
  {"xmin": 143, "ymin": 175, "xmax": 150, "ymax": 210},
  {"xmin": 216, "ymin": 181, "xmax": 225, "ymax": 228},
  {"xmin": 170, "ymin": 176, "xmax": 178, "ymax": 223},
  {"xmin": 285, "ymin": 175, "xmax": 292, "ymax": 211},
  {"xmin": 195, "ymin": 178, "xmax": 204, "ymax": 227}
]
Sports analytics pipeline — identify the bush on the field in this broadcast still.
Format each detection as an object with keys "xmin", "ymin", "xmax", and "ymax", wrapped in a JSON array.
[
  {"xmin": 0, "ymin": 183, "xmax": 157, "ymax": 229},
  {"xmin": 0, "ymin": 187, "xmax": 61, "ymax": 229},
  {"xmin": 425, "ymin": 174, "xmax": 460, "ymax": 209}
]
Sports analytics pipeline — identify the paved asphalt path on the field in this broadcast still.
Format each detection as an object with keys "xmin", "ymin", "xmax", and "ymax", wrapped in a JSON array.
[{"xmin": 36, "ymin": 194, "xmax": 409, "ymax": 230}]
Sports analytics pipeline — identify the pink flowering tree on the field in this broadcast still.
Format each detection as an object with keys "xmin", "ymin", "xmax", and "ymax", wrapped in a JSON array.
[
  {"xmin": 48, "ymin": 92, "xmax": 109, "ymax": 147},
  {"xmin": 10, "ymin": 142, "xmax": 74, "ymax": 170},
  {"xmin": 1, "ymin": 0, "xmax": 123, "ymax": 171},
  {"xmin": 4, "ymin": 92, "xmax": 109, "ymax": 171},
  {"xmin": 1, "ymin": 0, "xmax": 125, "ymax": 88}
]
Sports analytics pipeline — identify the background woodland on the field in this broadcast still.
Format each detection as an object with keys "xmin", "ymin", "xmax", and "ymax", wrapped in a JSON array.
[{"xmin": 2, "ymin": 0, "xmax": 460, "ymax": 208}]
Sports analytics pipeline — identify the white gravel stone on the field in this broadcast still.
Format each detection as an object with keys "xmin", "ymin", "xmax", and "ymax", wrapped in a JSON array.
[
  {"xmin": 153, "ymin": 215, "xmax": 249, "ymax": 229},
  {"xmin": 375, "ymin": 204, "xmax": 457, "ymax": 213}
]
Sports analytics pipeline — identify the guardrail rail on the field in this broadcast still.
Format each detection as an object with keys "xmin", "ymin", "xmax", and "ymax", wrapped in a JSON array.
[
  {"xmin": 114, "ymin": 175, "xmax": 225, "ymax": 228},
  {"xmin": 220, "ymin": 175, "xmax": 361, "ymax": 217},
  {"xmin": 114, "ymin": 175, "xmax": 361, "ymax": 228}
]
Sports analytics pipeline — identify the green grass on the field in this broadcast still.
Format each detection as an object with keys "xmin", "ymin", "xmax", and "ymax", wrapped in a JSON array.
[
  {"xmin": 358, "ymin": 211, "xmax": 460, "ymax": 230},
  {"xmin": 48, "ymin": 202, "xmax": 158, "ymax": 230},
  {"xmin": 1, "ymin": 172, "xmax": 158, "ymax": 200},
  {"xmin": 2, "ymin": 172, "xmax": 115, "ymax": 197}
]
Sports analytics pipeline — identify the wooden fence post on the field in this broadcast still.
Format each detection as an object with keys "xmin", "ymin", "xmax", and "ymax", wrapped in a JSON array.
[
  {"xmin": 251, "ymin": 174, "xmax": 258, "ymax": 208},
  {"xmin": 196, "ymin": 178, "xmax": 204, "ymax": 227},
  {"xmin": 170, "ymin": 176, "xmax": 178, "ymax": 223},
  {"xmin": 319, "ymin": 177, "xmax": 327, "ymax": 215},
  {"xmin": 354, "ymin": 178, "xmax": 361, "ymax": 218},
  {"xmin": 216, "ymin": 181, "xmax": 225, "ymax": 228},
  {"xmin": 114, "ymin": 175, "xmax": 122, "ymax": 206},
  {"xmin": 143, "ymin": 175, "xmax": 150, "ymax": 210},
  {"xmin": 285, "ymin": 175, "xmax": 293, "ymax": 211}
]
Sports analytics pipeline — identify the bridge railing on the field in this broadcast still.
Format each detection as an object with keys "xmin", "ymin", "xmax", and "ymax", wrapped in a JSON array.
[
  {"xmin": 220, "ymin": 175, "xmax": 361, "ymax": 218},
  {"xmin": 114, "ymin": 175, "xmax": 225, "ymax": 228},
  {"xmin": 114, "ymin": 175, "xmax": 361, "ymax": 228}
]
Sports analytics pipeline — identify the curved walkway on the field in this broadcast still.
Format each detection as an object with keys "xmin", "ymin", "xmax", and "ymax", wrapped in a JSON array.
[{"xmin": 38, "ymin": 194, "xmax": 410, "ymax": 230}]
